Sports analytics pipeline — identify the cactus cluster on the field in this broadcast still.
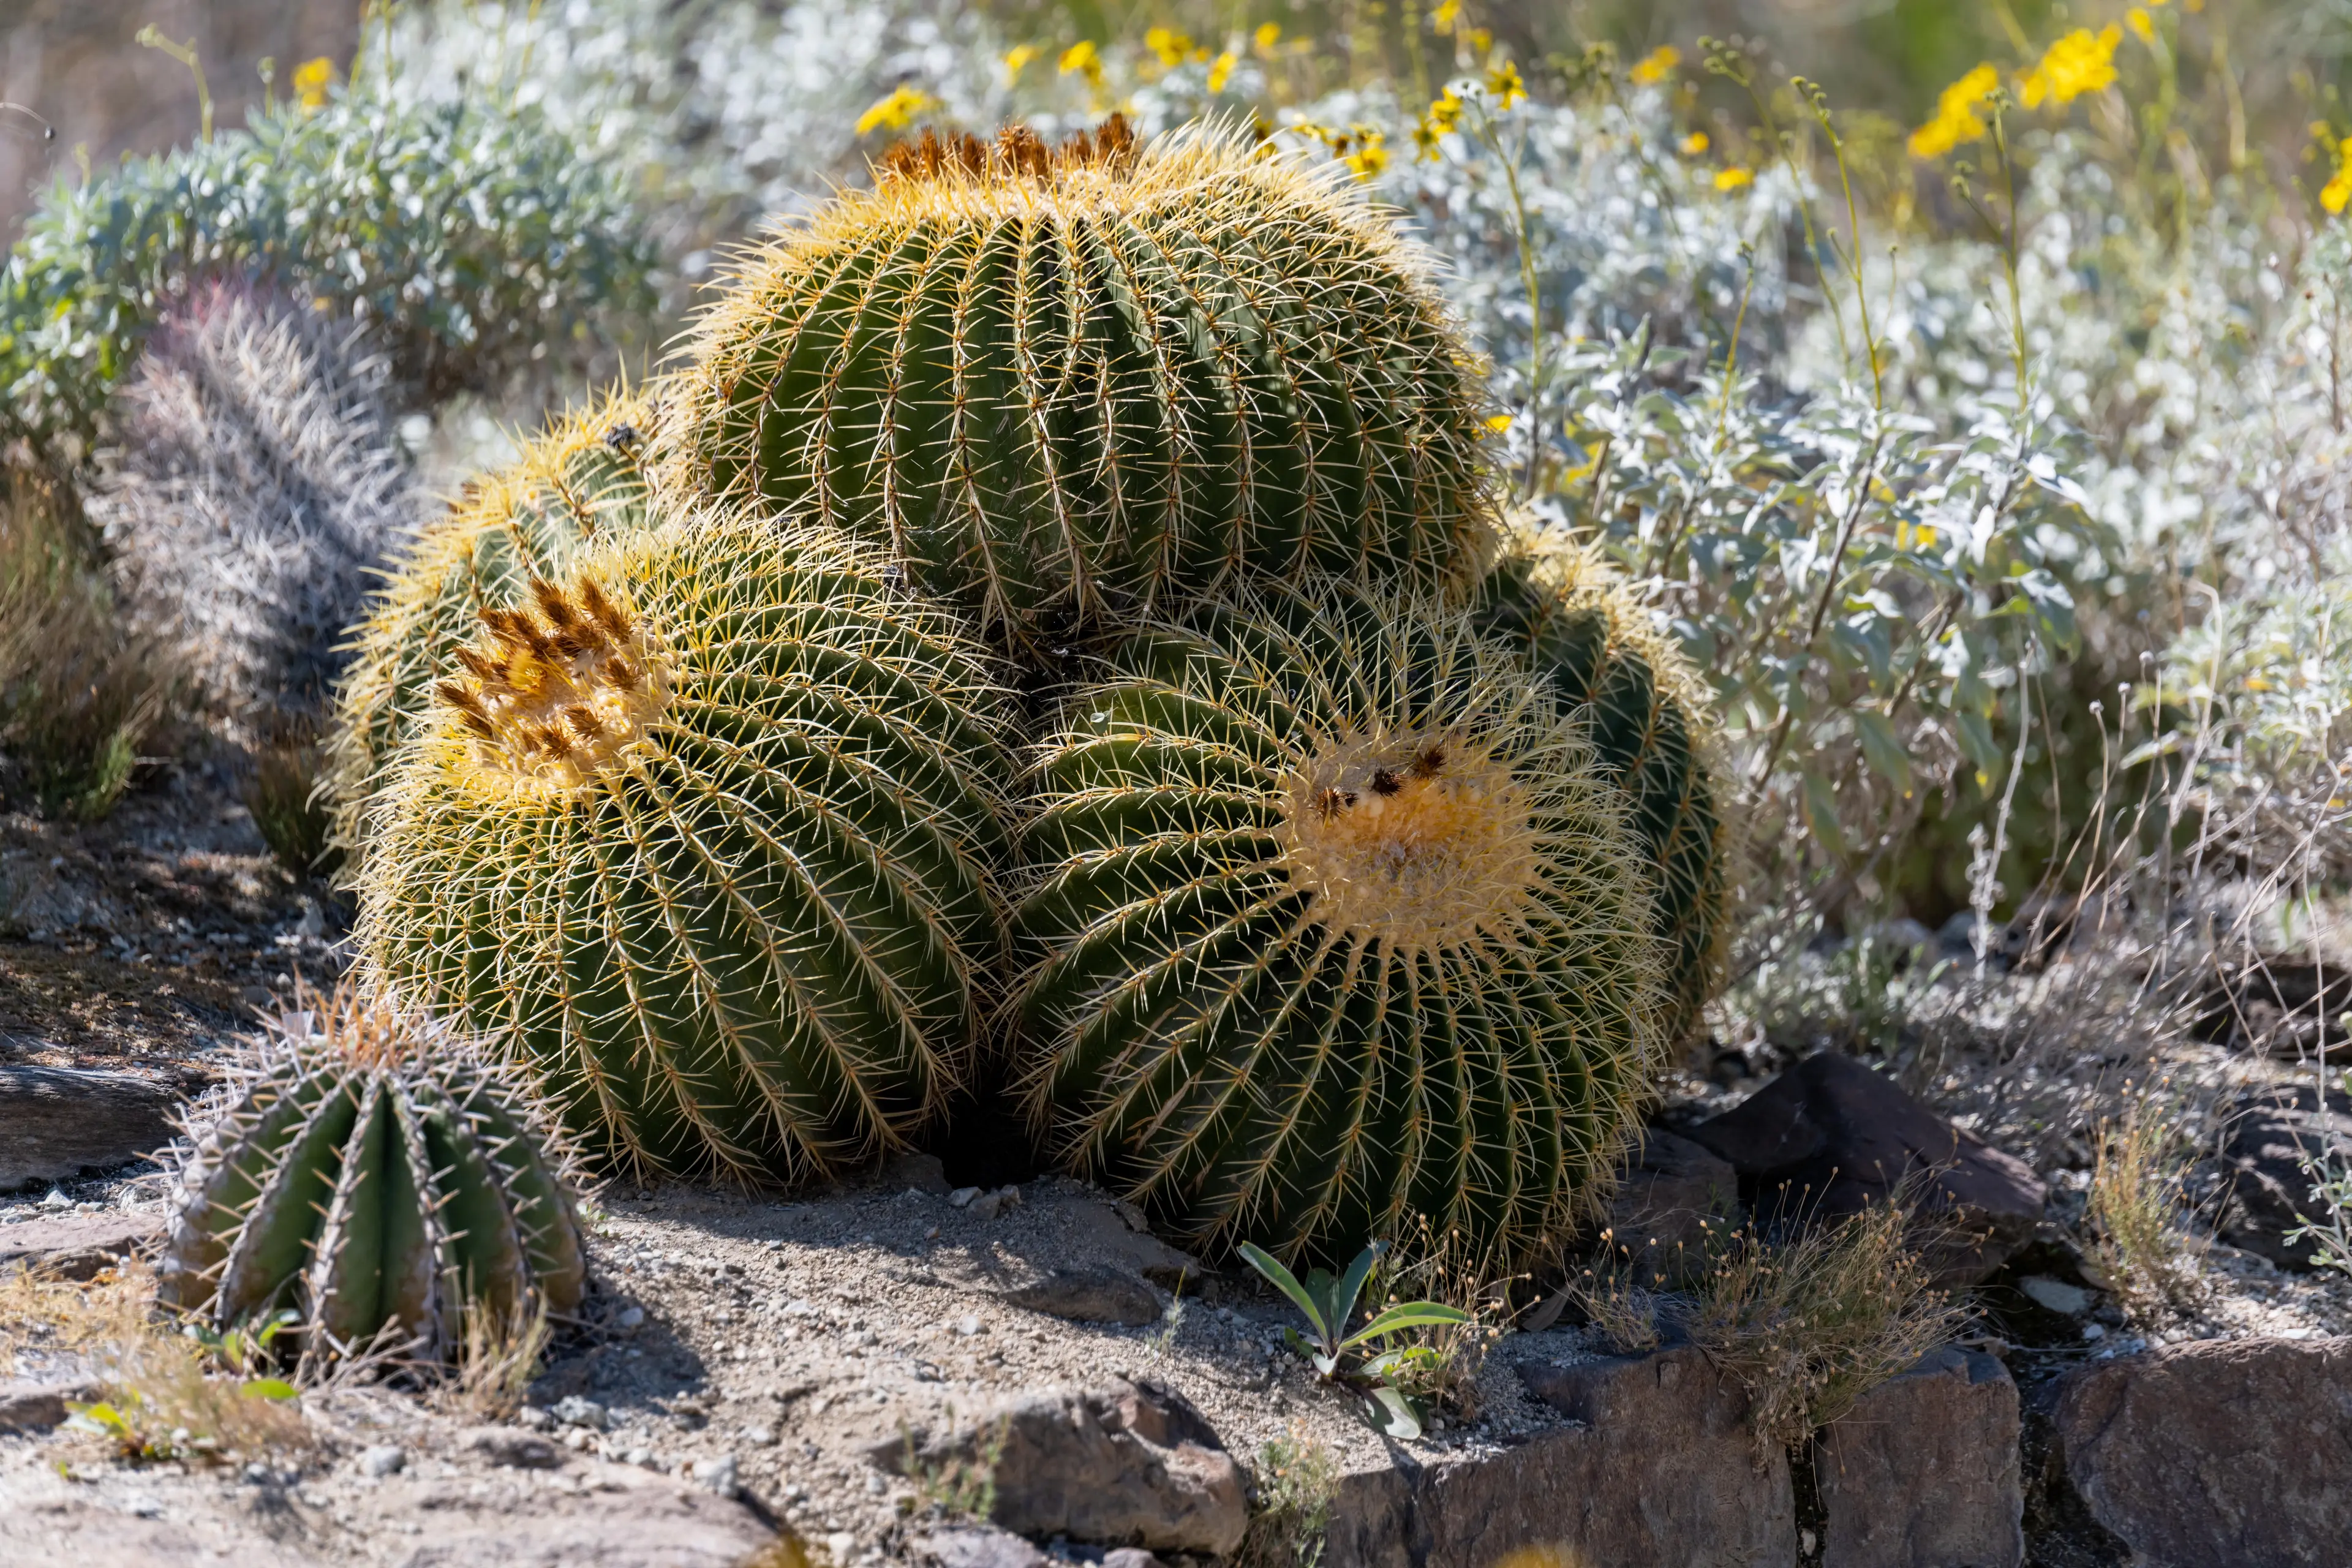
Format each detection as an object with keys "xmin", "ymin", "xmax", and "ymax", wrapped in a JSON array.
[
  {"xmin": 354, "ymin": 510, "xmax": 1012, "ymax": 1185},
  {"xmin": 160, "ymin": 986, "xmax": 584, "ymax": 1373},
  {"xmin": 1007, "ymin": 578, "xmax": 1665, "ymax": 1265},
  {"xmin": 85, "ymin": 278, "xmax": 416, "ymax": 735},
  {"xmin": 295, "ymin": 114, "xmax": 1732, "ymax": 1272},
  {"xmin": 664, "ymin": 119, "xmax": 1493, "ymax": 641}
]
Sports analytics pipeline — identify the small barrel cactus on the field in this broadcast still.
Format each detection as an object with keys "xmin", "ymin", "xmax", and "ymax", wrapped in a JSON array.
[
  {"xmin": 160, "ymin": 986, "xmax": 586, "ymax": 1373},
  {"xmin": 355, "ymin": 507, "xmax": 1012, "ymax": 1186},
  {"xmin": 85, "ymin": 277, "xmax": 416, "ymax": 735},
  {"xmin": 325, "ymin": 388, "xmax": 660, "ymax": 875},
  {"xmin": 665, "ymin": 118, "xmax": 1493, "ymax": 643},
  {"xmin": 1471, "ymin": 524, "xmax": 1730, "ymax": 1046},
  {"xmin": 1008, "ymin": 576, "xmax": 1667, "ymax": 1268}
]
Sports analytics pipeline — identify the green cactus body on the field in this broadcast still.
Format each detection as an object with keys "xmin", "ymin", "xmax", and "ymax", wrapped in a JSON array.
[
  {"xmin": 666, "ymin": 119, "xmax": 1493, "ymax": 643},
  {"xmin": 1008, "ymin": 577, "xmax": 1666, "ymax": 1268},
  {"xmin": 355, "ymin": 508, "xmax": 1012, "ymax": 1186},
  {"xmin": 326, "ymin": 388, "xmax": 660, "ymax": 876},
  {"xmin": 160, "ymin": 988, "xmax": 586, "ymax": 1371},
  {"xmin": 1472, "ymin": 526, "xmax": 1730, "ymax": 1046}
]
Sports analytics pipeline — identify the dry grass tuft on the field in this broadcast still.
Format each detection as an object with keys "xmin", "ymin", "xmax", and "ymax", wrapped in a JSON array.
[
  {"xmin": 435, "ymin": 1294, "xmax": 552, "ymax": 1421},
  {"xmin": 1686, "ymin": 1185, "xmax": 1963, "ymax": 1455},
  {"xmin": 1237, "ymin": 1419, "xmax": 1341, "ymax": 1568},
  {"xmin": 2086, "ymin": 1087, "xmax": 2204, "ymax": 1319}
]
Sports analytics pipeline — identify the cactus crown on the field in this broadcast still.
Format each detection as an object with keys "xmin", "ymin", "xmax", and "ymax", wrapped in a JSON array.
[
  {"xmin": 876, "ymin": 116, "xmax": 1139, "ymax": 185},
  {"xmin": 433, "ymin": 573, "xmax": 668, "ymax": 795}
]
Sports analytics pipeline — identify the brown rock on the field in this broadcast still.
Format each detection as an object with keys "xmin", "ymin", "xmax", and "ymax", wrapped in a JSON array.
[
  {"xmin": 2054, "ymin": 1335, "xmax": 2352, "ymax": 1566},
  {"xmin": 912, "ymin": 1527, "xmax": 1052, "ymax": 1568},
  {"xmin": 0, "ymin": 1376, "xmax": 101, "ymax": 1431},
  {"xmin": 998, "ymin": 1267, "xmax": 1164, "ymax": 1327},
  {"xmin": 1814, "ymin": 1348, "xmax": 2021, "ymax": 1568},
  {"xmin": 1595, "ymin": 1128, "xmax": 1738, "ymax": 1279},
  {"xmin": 462, "ymin": 1425, "xmax": 564, "ymax": 1469},
  {"xmin": 878, "ymin": 1377, "xmax": 1247, "ymax": 1556},
  {"xmin": 0, "ymin": 1066, "xmax": 178, "ymax": 1191},
  {"xmin": 1325, "ymin": 1343, "xmax": 1797, "ymax": 1568},
  {"xmin": 1684, "ymin": 1051, "xmax": 2046, "ymax": 1284},
  {"xmin": 0, "ymin": 1211, "xmax": 164, "ymax": 1280},
  {"xmin": 2217, "ymin": 1084, "xmax": 2352, "ymax": 1270}
]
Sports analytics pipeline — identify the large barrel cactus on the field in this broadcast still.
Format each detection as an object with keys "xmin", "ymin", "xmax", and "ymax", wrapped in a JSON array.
[
  {"xmin": 1008, "ymin": 577, "xmax": 1667, "ymax": 1267},
  {"xmin": 1471, "ymin": 524, "xmax": 1730, "ymax": 1046},
  {"xmin": 665, "ymin": 118, "xmax": 1493, "ymax": 642},
  {"xmin": 160, "ymin": 986, "xmax": 586, "ymax": 1373},
  {"xmin": 355, "ymin": 508, "xmax": 1012, "ymax": 1185},
  {"xmin": 325, "ymin": 387, "xmax": 660, "ymax": 875}
]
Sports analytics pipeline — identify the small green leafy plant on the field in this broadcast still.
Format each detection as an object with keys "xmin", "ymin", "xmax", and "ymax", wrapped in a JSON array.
[{"xmin": 1238, "ymin": 1239, "xmax": 1469, "ymax": 1439}]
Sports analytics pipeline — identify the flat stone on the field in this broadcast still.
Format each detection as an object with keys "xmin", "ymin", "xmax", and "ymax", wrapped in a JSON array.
[
  {"xmin": 463, "ymin": 1425, "xmax": 565, "ymax": 1469},
  {"xmin": 876, "ymin": 1377, "xmax": 1247, "ymax": 1556},
  {"xmin": 0, "ymin": 1376, "xmax": 100, "ymax": 1431},
  {"xmin": 1684, "ymin": 1051, "xmax": 2047, "ymax": 1284},
  {"xmin": 0, "ymin": 1066, "xmax": 179, "ymax": 1191},
  {"xmin": 385, "ymin": 1468, "xmax": 775, "ymax": 1566},
  {"xmin": 0, "ymin": 1211, "xmax": 164, "ymax": 1280},
  {"xmin": 1324, "ymin": 1343, "xmax": 1796, "ymax": 1568},
  {"xmin": 912, "ymin": 1527, "xmax": 1052, "ymax": 1568},
  {"xmin": 1815, "ymin": 1348, "xmax": 2022, "ymax": 1568},
  {"xmin": 998, "ymin": 1267, "xmax": 1164, "ymax": 1327},
  {"xmin": 2054, "ymin": 1335, "xmax": 2352, "ymax": 1565},
  {"xmin": 1593, "ymin": 1128, "xmax": 1739, "ymax": 1280},
  {"xmin": 2017, "ymin": 1276, "xmax": 2090, "ymax": 1316},
  {"xmin": 2217, "ymin": 1084, "xmax": 2352, "ymax": 1270}
]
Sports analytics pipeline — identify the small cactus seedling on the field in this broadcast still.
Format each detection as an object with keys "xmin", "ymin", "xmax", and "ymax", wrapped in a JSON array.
[
  {"xmin": 160, "ymin": 985, "xmax": 587, "ymax": 1375},
  {"xmin": 325, "ymin": 388, "xmax": 659, "ymax": 875},
  {"xmin": 666, "ymin": 118, "xmax": 1493, "ymax": 642},
  {"xmin": 356, "ymin": 508, "xmax": 1012, "ymax": 1186},
  {"xmin": 85, "ymin": 277, "xmax": 415, "ymax": 736},
  {"xmin": 1008, "ymin": 576, "xmax": 1667, "ymax": 1268},
  {"xmin": 1472, "ymin": 524, "xmax": 1730, "ymax": 1046}
]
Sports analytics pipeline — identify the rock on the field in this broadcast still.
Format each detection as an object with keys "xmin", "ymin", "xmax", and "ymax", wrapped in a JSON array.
[
  {"xmin": 1591, "ymin": 1128, "xmax": 1738, "ymax": 1279},
  {"xmin": 554, "ymin": 1395, "xmax": 611, "ymax": 1430},
  {"xmin": 1814, "ymin": 1348, "xmax": 2022, "ymax": 1568},
  {"xmin": 912, "ymin": 1527, "xmax": 1053, "ymax": 1568},
  {"xmin": 2217, "ymin": 1084, "xmax": 2352, "ymax": 1270},
  {"xmin": 998, "ymin": 1267, "xmax": 1164, "ymax": 1327},
  {"xmin": 690, "ymin": 1455, "xmax": 739, "ymax": 1498},
  {"xmin": 464, "ymin": 1425, "xmax": 565, "ymax": 1469},
  {"xmin": 1099, "ymin": 1551, "xmax": 1168, "ymax": 1568},
  {"xmin": 0, "ymin": 1210, "xmax": 164, "ymax": 1280},
  {"xmin": 0, "ymin": 1066, "xmax": 178, "ymax": 1191},
  {"xmin": 358, "ymin": 1444, "xmax": 407, "ymax": 1478},
  {"xmin": 0, "ymin": 1376, "xmax": 99, "ymax": 1431},
  {"xmin": 2017, "ymin": 1275, "xmax": 2090, "ymax": 1316},
  {"xmin": 386, "ymin": 1469, "xmax": 774, "ymax": 1566},
  {"xmin": 2054, "ymin": 1336, "xmax": 2352, "ymax": 1565},
  {"xmin": 877, "ymin": 1377, "xmax": 1248, "ymax": 1555},
  {"xmin": 2190, "ymin": 956, "xmax": 2352, "ymax": 1056},
  {"xmin": 1683, "ymin": 1050, "xmax": 2047, "ymax": 1285},
  {"xmin": 880, "ymin": 1153, "xmax": 952, "ymax": 1195},
  {"xmin": 1325, "ymin": 1343, "xmax": 1795, "ymax": 1568}
]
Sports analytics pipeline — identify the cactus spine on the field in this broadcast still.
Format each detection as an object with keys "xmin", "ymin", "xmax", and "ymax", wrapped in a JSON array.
[
  {"xmin": 160, "ymin": 986, "xmax": 586, "ymax": 1373},
  {"xmin": 1471, "ymin": 525, "xmax": 1730, "ymax": 1045},
  {"xmin": 356, "ymin": 508, "xmax": 1012, "ymax": 1185},
  {"xmin": 1008, "ymin": 577, "xmax": 1665, "ymax": 1267},
  {"xmin": 666, "ymin": 119, "xmax": 1493, "ymax": 642}
]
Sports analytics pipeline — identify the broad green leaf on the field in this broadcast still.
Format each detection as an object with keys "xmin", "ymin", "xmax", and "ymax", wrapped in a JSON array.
[
  {"xmin": 1240, "ymin": 1243, "xmax": 1330, "ymax": 1342},
  {"xmin": 1853, "ymin": 709, "xmax": 1914, "ymax": 795}
]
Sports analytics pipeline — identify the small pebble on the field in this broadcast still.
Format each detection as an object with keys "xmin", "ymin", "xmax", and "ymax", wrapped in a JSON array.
[
  {"xmin": 358, "ymin": 1445, "xmax": 406, "ymax": 1479},
  {"xmin": 955, "ymin": 1316, "xmax": 983, "ymax": 1336},
  {"xmin": 616, "ymin": 1306, "xmax": 647, "ymax": 1330}
]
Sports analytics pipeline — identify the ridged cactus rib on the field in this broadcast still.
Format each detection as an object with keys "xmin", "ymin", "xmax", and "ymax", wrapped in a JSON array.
[
  {"xmin": 1008, "ymin": 577, "xmax": 1667, "ymax": 1268},
  {"xmin": 159, "ymin": 986, "xmax": 587, "ymax": 1375},
  {"xmin": 325, "ymin": 387, "xmax": 660, "ymax": 878},
  {"xmin": 1471, "ymin": 525, "xmax": 1731, "ymax": 1045},
  {"xmin": 356, "ymin": 509, "xmax": 1012, "ymax": 1186},
  {"xmin": 666, "ymin": 118, "xmax": 1494, "ymax": 641}
]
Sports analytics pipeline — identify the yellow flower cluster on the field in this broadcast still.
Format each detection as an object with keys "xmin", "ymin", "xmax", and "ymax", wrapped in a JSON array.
[
  {"xmin": 1144, "ymin": 26, "xmax": 1209, "ymax": 68},
  {"xmin": 1003, "ymin": 43, "xmax": 1039, "ymax": 83},
  {"xmin": 1907, "ymin": 62, "xmax": 1997, "ymax": 160},
  {"xmin": 1059, "ymin": 40, "xmax": 1104, "ymax": 86},
  {"xmin": 292, "ymin": 56, "xmax": 336, "ymax": 112},
  {"xmin": 1629, "ymin": 45, "xmax": 1679, "ymax": 87},
  {"xmin": 2323, "ymin": 134, "xmax": 2352, "ymax": 215},
  {"xmin": 1287, "ymin": 118, "xmax": 1389, "ymax": 182},
  {"xmin": 2019, "ymin": 25, "xmax": 2121, "ymax": 110},
  {"xmin": 1414, "ymin": 86, "xmax": 1464, "ymax": 160},
  {"xmin": 854, "ymin": 83, "xmax": 935, "ymax": 137},
  {"xmin": 1714, "ymin": 167, "xmax": 1753, "ymax": 191}
]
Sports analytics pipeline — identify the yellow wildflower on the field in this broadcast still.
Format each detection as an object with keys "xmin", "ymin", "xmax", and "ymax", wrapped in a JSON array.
[
  {"xmin": 1468, "ymin": 28, "xmax": 1493, "ymax": 55},
  {"xmin": 1908, "ymin": 62, "xmax": 1998, "ymax": 159},
  {"xmin": 1678, "ymin": 130, "xmax": 1710, "ymax": 156},
  {"xmin": 2019, "ymin": 26, "xmax": 2122, "ymax": 111},
  {"xmin": 1629, "ymin": 45, "xmax": 1681, "ymax": 86},
  {"xmin": 1714, "ymin": 166, "xmax": 1754, "ymax": 190},
  {"xmin": 1003, "ymin": 43, "xmax": 1040, "ymax": 82},
  {"xmin": 1427, "ymin": 88, "xmax": 1464, "ymax": 134},
  {"xmin": 1484, "ymin": 413, "xmax": 1513, "ymax": 432},
  {"xmin": 1487, "ymin": 61, "xmax": 1525, "ymax": 110},
  {"xmin": 2126, "ymin": 8, "xmax": 2155, "ymax": 45},
  {"xmin": 2323, "ymin": 138, "xmax": 2352, "ymax": 214},
  {"xmin": 854, "ymin": 83, "xmax": 935, "ymax": 137},
  {"xmin": 292, "ymin": 56, "xmax": 335, "ymax": 111},
  {"xmin": 1207, "ymin": 51, "xmax": 1236, "ymax": 93},
  {"xmin": 1431, "ymin": 0, "xmax": 1461, "ymax": 31},
  {"xmin": 1345, "ymin": 134, "xmax": 1389, "ymax": 181},
  {"xmin": 1254, "ymin": 21, "xmax": 1282, "ymax": 54},
  {"xmin": 1145, "ymin": 27, "xmax": 1194, "ymax": 67},
  {"xmin": 1060, "ymin": 40, "xmax": 1101, "ymax": 78}
]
